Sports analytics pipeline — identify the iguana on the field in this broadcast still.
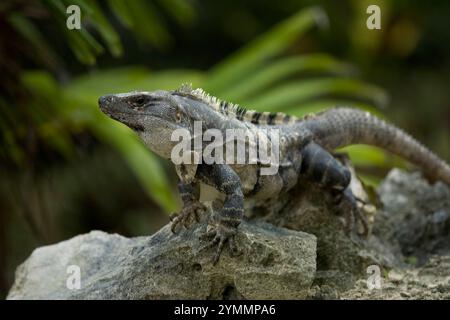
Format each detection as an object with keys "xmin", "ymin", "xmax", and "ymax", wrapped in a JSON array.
[{"xmin": 98, "ymin": 85, "xmax": 450, "ymax": 264}]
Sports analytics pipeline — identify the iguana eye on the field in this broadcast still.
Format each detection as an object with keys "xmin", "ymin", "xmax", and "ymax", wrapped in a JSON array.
[{"xmin": 135, "ymin": 97, "xmax": 145, "ymax": 105}]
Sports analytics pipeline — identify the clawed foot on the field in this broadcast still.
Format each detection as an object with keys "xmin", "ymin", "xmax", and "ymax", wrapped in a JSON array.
[
  {"xmin": 345, "ymin": 205, "xmax": 370, "ymax": 237},
  {"xmin": 199, "ymin": 222, "xmax": 240, "ymax": 265},
  {"xmin": 170, "ymin": 201, "xmax": 207, "ymax": 233},
  {"xmin": 335, "ymin": 188, "xmax": 370, "ymax": 237}
]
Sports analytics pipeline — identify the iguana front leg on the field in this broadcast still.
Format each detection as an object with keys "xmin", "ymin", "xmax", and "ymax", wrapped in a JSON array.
[
  {"xmin": 170, "ymin": 182, "xmax": 206, "ymax": 233},
  {"xmin": 196, "ymin": 163, "xmax": 244, "ymax": 264}
]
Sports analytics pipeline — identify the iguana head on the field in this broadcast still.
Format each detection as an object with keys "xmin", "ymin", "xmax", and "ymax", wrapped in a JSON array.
[{"xmin": 98, "ymin": 90, "xmax": 192, "ymax": 158}]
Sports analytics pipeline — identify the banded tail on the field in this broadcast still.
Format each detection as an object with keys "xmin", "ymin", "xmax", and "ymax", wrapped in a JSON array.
[{"xmin": 302, "ymin": 107, "xmax": 450, "ymax": 186}]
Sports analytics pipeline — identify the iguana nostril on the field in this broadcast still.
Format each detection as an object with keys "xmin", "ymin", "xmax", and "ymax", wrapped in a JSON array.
[
  {"xmin": 98, "ymin": 95, "xmax": 112, "ymax": 107},
  {"xmin": 98, "ymin": 96, "xmax": 106, "ymax": 107}
]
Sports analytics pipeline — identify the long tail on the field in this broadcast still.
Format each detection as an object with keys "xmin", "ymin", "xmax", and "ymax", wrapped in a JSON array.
[{"xmin": 301, "ymin": 107, "xmax": 450, "ymax": 186}]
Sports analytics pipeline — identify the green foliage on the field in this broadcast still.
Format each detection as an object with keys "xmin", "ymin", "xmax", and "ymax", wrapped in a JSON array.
[
  {"xmin": 219, "ymin": 54, "xmax": 356, "ymax": 101},
  {"xmin": 203, "ymin": 7, "xmax": 329, "ymax": 93}
]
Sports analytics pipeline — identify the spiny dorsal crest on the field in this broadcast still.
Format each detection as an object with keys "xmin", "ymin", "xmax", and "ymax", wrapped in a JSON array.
[{"xmin": 175, "ymin": 84, "xmax": 298, "ymax": 125}]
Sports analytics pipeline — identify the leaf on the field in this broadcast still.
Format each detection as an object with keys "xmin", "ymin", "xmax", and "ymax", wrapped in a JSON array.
[
  {"xmin": 338, "ymin": 145, "xmax": 406, "ymax": 169},
  {"xmin": 119, "ymin": 0, "xmax": 172, "ymax": 49},
  {"xmin": 67, "ymin": 67, "xmax": 204, "ymax": 102},
  {"xmin": 44, "ymin": 0, "xmax": 103, "ymax": 65},
  {"xmin": 67, "ymin": 66, "xmax": 151, "ymax": 95},
  {"xmin": 357, "ymin": 173, "xmax": 383, "ymax": 189},
  {"xmin": 44, "ymin": 0, "xmax": 69, "ymax": 15},
  {"xmin": 20, "ymin": 72, "xmax": 76, "ymax": 158},
  {"xmin": 21, "ymin": 69, "xmax": 60, "ymax": 97},
  {"xmin": 62, "ymin": 0, "xmax": 95, "ymax": 15},
  {"xmin": 204, "ymin": 7, "xmax": 328, "ymax": 93},
  {"xmin": 64, "ymin": 28, "xmax": 98, "ymax": 65},
  {"xmin": 285, "ymin": 99, "xmax": 385, "ymax": 118},
  {"xmin": 86, "ymin": 1, "xmax": 123, "ymax": 57},
  {"xmin": 7, "ymin": 13, "xmax": 61, "ymax": 70},
  {"xmin": 242, "ymin": 78, "xmax": 388, "ymax": 111},
  {"xmin": 221, "ymin": 54, "xmax": 356, "ymax": 101},
  {"xmin": 107, "ymin": 0, "xmax": 134, "ymax": 28},
  {"xmin": 156, "ymin": 0, "xmax": 196, "ymax": 26},
  {"xmin": 0, "ymin": 98, "xmax": 25, "ymax": 165}
]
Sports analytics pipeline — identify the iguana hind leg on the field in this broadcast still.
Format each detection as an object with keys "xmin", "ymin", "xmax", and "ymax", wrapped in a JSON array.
[{"xmin": 301, "ymin": 142, "xmax": 369, "ymax": 236}]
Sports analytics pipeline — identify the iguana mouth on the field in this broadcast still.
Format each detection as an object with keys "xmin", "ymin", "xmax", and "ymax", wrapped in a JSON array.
[
  {"xmin": 108, "ymin": 112, "xmax": 144, "ymax": 132},
  {"xmin": 125, "ymin": 122, "xmax": 144, "ymax": 132}
]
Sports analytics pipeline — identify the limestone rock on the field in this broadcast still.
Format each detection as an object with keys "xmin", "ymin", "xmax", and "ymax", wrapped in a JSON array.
[{"xmin": 7, "ymin": 221, "xmax": 316, "ymax": 300}]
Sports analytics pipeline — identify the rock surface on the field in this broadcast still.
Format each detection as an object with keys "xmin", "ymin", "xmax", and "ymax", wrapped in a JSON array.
[
  {"xmin": 7, "ymin": 169, "xmax": 450, "ymax": 299},
  {"xmin": 341, "ymin": 254, "xmax": 450, "ymax": 300},
  {"xmin": 374, "ymin": 169, "xmax": 450, "ymax": 264},
  {"xmin": 252, "ymin": 165, "xmax": 392, "ymax": 290},
  {"xmin": 7, "ymin": 221, "xmax": 316, "ymax": 299}
]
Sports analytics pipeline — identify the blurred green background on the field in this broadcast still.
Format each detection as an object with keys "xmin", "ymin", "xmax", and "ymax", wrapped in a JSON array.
[{"xmin": 1, "ymin": 0, "xmax": 449, "ymax": 298}]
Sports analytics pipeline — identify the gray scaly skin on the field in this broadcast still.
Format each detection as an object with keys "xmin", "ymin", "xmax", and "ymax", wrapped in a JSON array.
[{"xmin": 98, "ymin": 85, "xmax": 450, "ymax": 264}]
